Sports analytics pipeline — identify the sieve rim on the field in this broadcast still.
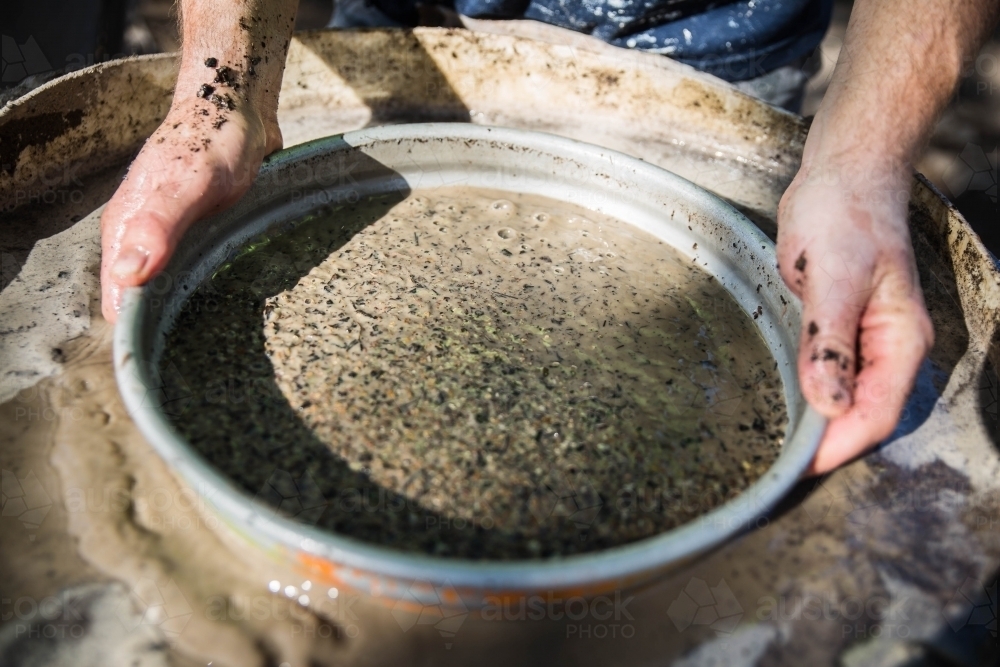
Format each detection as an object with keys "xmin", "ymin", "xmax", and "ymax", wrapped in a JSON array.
[{"xmin": 114, "ymin": 123, "xmax": 825, "ymax": 603}]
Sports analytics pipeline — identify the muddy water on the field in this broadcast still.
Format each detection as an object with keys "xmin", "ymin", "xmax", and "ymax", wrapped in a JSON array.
[{"xmin": 162, "ymin": 188, "xmax": 786, "ymax": 559}]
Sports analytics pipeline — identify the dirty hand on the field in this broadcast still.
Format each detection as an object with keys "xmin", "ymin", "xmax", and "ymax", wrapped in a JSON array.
[
  {"xmin": 777, "ymin": 159, "xmax": 934, "ymax": 475},
  {"xmin": 775, "ymin": 0, "xmax": 1000, "ymax": 474},
  {"xmin": 100, "ymin": 99, "xmax": 280, "ymax": 321},
  {"xmin": 99, "ymin": 0, "xmax": 297, "ymax": 322}
]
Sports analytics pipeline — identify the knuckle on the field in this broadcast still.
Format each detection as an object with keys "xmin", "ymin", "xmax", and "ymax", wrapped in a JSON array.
[
  {"xmin": 776, "ymin": 253, "xmax": 804, "ymax": 291},
  {"xmin": 907, "ymin": 302, "xmax": 935, "ymax": 352},
  {"xmin": 920, "ymin": 317, "xmax": 935, "ymax": 352}
]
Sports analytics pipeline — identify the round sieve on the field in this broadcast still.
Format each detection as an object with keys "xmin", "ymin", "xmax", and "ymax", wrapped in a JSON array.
[{"xmin": 114, "ymin": 123, "xmax": 825, "ymax": 607}]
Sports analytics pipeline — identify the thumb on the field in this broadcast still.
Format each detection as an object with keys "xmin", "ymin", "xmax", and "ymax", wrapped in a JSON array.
[
  {"xmin": 794, "ymin": 249, "xmax": 874, "ymax": 418},
  {"xmin": 101, "ymin": 162, "xmax": 230, "ymax": 321}
]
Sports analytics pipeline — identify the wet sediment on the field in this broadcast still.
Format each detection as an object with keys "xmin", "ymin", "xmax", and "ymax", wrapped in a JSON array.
[{"xmin": 162, "ymin": 187, "xmax": 786, "ymax": 559}]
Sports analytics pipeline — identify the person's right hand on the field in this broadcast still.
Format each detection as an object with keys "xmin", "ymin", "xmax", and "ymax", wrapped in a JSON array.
[
  {"xmin": 100, "ymin": 96, "xmax": 281, "ymax": 322},
  {"xmin": 776, "ymin": 156, "xmax": 934, "ymax": 475}
]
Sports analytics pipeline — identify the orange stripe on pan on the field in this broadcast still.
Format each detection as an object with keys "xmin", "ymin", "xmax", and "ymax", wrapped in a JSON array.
[
  {"xmin": 295, "ymin": 552, "xmax": 352, "ymax": 588},
  {"xmin": 294, "ymin": 550, "xmax": 654, "ymax": 606},
  {"xmin": 300, "ymin": 550, "xmax": 567, "ymax": 600}
]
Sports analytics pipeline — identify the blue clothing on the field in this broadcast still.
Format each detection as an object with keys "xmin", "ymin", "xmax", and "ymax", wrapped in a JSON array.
[{"xmin": 373, "ymin": 0, "xmax": 833, "ymax": 82}]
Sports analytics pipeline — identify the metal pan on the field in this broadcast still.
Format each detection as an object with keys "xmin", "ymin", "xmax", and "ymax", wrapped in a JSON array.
[{"xmin": 113, "ymin": 123, "xmax": 825, "ymax": 607}]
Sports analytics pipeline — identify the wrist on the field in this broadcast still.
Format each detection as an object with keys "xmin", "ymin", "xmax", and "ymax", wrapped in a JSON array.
[
  {"xmin": 172, "ymin": 0, "xmax": 297, "ymax": 119},
  {"xmin": 167, "ymin": 64, "xmax": 282, "ymax": 154},
  {"xmin": 797, "ymin": 116, "xmax": 913, "ymax": 204},
  {"xmin": 173, "ymin": 55, "xmax": 276, "ymax": 117}
]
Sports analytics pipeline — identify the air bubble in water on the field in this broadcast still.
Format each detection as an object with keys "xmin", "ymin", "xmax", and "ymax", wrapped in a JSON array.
[
  {"xmin": 491, "ymin": 199, "xmax": 515, "ymax": 213},
  {"xmin": 497, "ymin": 228, "xmax": 516, "ymax": 240},
  {"xmin": 553, "ymin": 266, "xmax": 565, "ymax": 274},
  {"xmin": 533, "ymin": 212, "xmax": 550, "ymax": 223}
]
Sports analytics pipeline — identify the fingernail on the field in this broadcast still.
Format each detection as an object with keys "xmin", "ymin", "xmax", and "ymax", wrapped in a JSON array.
[{"xmin": 112, "ymin": 248, "xmax": 149, "ymax": 281}]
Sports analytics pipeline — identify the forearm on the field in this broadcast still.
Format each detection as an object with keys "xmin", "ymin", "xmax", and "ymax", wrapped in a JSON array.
[
  {"xmin": 773, "ymin": 0, "xmax": 990, "ymax": 471},
  {"xmin": 804, "ymin": 0, "xmax": 999, "ymax": 177},
  {"xmin": 174, "ymin": 0, "xmax": 299, "ymax": 127}
]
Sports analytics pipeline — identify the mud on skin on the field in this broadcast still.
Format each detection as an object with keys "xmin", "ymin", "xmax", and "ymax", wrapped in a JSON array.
[
  {"xmin": 794, "ymin": 251, "xmax": 807, "ymax": 272},
  {"xmin": 172, "ymin": 56, "xmax": 245, "ymax": 154},
  {"xmin": 808, "ymin": 346, "xmax": 854, "ymax": 405},
  {"xmin": 161, "ymin": 188, "xmax": 788, "ymax": 559}
]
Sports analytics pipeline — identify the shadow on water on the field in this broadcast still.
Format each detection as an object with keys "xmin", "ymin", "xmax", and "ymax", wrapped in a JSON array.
[
  {"xmin": 157, "ymin": 149, "xmax": 564, "ymax": 559},
  {"xmin": 164, "ymin": 215, "xmax": 495, "ymax": 554},
  {"xmin": 158, "ymin": 155, "xmax": 482, "ymax": 557}
]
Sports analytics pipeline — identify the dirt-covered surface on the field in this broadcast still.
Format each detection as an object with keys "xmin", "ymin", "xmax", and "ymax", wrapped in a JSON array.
[{"xmin": 1, "ymin": 27, "xmax": 999, "ymax": 667}]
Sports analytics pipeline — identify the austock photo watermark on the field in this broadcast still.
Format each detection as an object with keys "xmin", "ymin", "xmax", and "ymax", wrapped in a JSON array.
[
  {"xmin": 391, "ymin": 581, "xmax": 470, "ymax": 649},
  {"xmin": 666, "ymin": 574, "xmax": 999, "ymax": 644},
  {"xmin": 1, "ymin": 34, "xmax": 130, "ymax": 84},
  {"xmin": 0, "ymin": 577, "xmax": 193, "ymax": 643},
  {"xmin": 753, "ymin": 588, "xmax": 914, "ymax": 641},
  {"xmin": 961, "ymin": 49, "xmax": 1000, "ymax": 97},
  {"xmin": 0, "ymin": 468, "xmax": 52, "ymax": 538},
  {"xmin": 1, "ymin": 464, "xmax": 232, "ymax": 535},
  {"xmin": 802, "ymin": 466, "xmax": 1000, "ymax": 532},
  {"xmin": 62, "ymin": 479, "xmax": 228, "ymax": 533},
  {"xmin": 385, "ymin": 573, "xmax": 978, "ymax": 648},
  {"xmin": 1, "ymin": 591, "xmax": 91, "ymax": 642},
  {"xmin": 206, "ymin": 581, "xmax": 362, "ymax": 641},
  {"xmin": 0, "ymin": 572, "xmax": 363, "ymax": 647},
  {"xmin": 942, "ymin": 143, "xmax": 998, "ymax": 203},
  {"xmin": 478, "ymin": 589, "xmax": 637, "ymax": 640},
  {"xmin": 388, "ymin": 580, "xmax": 636, "ymax": 647},
  {"xmin": 1, "ymin": 163, "xmax": 87, "ymax": 213},
  {"xmin": 3, "ymin": 460, "xmax": 266, "ymax": 537}
]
